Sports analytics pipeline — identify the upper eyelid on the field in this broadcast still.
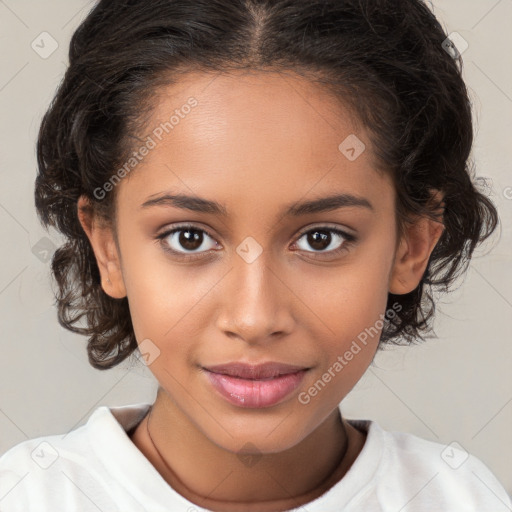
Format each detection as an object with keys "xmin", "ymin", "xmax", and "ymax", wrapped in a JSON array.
[
  {"xmin": 295, "ymin": 223, "xmax": 353, "ymax": 237},
  {"xmin": 161, "ymin": 223, "xmax": 217, "ymax": 241}
]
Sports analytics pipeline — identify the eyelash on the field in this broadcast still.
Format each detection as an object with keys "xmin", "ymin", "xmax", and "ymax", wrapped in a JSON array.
[{"xmin": 155, "ymin": 223, "xmax": 357, "ymax": 262}]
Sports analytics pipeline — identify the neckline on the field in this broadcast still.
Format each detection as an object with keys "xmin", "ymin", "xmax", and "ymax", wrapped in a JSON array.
[{"xmin": 88, "ymin": 403, "xmax": 384, "ymax": 511}]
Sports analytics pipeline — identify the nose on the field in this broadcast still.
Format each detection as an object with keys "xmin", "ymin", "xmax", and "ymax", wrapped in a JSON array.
[{"xmin": 215, "ymin": 250, "xmax": 295, "ymax": 345}]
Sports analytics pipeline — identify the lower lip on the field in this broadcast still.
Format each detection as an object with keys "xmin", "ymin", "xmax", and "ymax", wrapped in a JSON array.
[{"xmin": 204, "ymin": 369, "xmax": 308, "ymax": 408}]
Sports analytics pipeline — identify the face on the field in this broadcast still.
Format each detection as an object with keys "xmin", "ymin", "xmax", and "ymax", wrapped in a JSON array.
[{"xmin": 84, "ymin": 70, "xmax": 415, "ymax": 454}]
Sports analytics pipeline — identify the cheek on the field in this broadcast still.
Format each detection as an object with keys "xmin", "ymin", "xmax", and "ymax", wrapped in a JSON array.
[
  {"xmin": 294, "ymin": 262, "xmax": 391, "ymax": 414},
  {"xmin": 292, "ymin": 236, "xmax": 395, "ymax": 386},
  {"xmin": 296, "ymin": 254, "xmax": 392, "ymax": 338},
  {"xmin": 121, "ymin": 256, "xmax": 163, "ymax": 340},
  {"xmin": 119, "ymin": 236, "xmax": 209, "ymax": 348}
]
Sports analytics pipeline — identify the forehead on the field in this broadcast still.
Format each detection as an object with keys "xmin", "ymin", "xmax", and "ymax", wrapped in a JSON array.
[{"xmin": 116, "ymin": 69, "xmax": 394, "ymax": 218}]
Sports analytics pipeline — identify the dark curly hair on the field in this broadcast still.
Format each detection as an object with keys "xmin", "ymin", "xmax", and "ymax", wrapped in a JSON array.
[{"xmin": 34, "ymin": 0, "xmax": 499, "ymax": 370}]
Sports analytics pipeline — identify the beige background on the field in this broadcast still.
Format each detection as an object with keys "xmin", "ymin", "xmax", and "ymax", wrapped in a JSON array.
[{"xmin": 1, "ymin": 0, "xmax": 511, "ymax": 499}]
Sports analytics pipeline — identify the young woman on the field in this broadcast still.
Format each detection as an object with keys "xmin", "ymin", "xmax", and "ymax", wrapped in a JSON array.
[{"xmin": 1, "ymin": 0, "xmax": 510, "ymax": 510}]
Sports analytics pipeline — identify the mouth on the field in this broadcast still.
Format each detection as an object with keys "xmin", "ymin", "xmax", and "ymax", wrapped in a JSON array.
[
  {"xmin": 203, "ymin": 361, "xmax": 310, "ymax": 379},
  {"xmin": 202, "ymin": 362, "xmax": 310, "ymax": 408}
]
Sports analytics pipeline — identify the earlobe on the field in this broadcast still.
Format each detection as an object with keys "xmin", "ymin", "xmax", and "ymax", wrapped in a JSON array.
[
  {"xmin": 104, "ymin": 258, "xmax": 127, "ymax": 299},
  {"xmin": 77, "ymin": 195, "xmax": 127, "ymax": 299},
  {"xmin": 389, "ymin": 215, "xmax": 445, "ymax": 295}
]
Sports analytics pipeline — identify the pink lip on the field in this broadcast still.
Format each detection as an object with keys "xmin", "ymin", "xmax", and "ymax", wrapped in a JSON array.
[
  {"xmin": 202, "ymin": 362, "xmax": 309, "ymax": 408},
  {"xmin": 203, "ymin": 362, "xmax": 309, "ymax": 379}
]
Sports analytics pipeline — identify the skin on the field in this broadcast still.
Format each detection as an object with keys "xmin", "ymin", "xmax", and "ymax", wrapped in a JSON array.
[{"xmin": 77, "ymin": 69, "xmax": 444, "ymax": 512}]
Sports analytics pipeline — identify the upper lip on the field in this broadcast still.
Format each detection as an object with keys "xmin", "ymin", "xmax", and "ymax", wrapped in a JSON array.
[{"xmin": 203, "ymin": 362, "xmax": 309, "ymax": 380}]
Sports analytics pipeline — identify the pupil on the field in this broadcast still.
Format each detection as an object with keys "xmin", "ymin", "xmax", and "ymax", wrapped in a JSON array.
[
  {"xmin": 180, "ymin": 229, "xmax": 202, "ymax": 250},
  {"xmin": 308, "ymin": 230, "xmax": 330, "ymax": 251}
]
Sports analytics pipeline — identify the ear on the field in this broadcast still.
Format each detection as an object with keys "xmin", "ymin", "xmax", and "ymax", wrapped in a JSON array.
[
  {"xmin": 389, "ymin": 191, "xmax": 445, "ymax": 295},
  {"xmin": 76, "ymin": 195, "xmax": 127, "ymax": 299}
]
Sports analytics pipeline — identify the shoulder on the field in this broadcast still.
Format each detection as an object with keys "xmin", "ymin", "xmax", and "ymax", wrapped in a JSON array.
[
  {"xmin": 0, "ymin": 426, "xmax": 98, "ymax": 510},
  {"xmin": 0, "ymin": 412, "xmax": 116, "ymax": 511},
  {"xmin": 353, "ymin": 419, "xmax": 512, "ymax": 510},
  {"xmin": 0, "ymin": 403, "xmax": 151, "ymax": 511}
]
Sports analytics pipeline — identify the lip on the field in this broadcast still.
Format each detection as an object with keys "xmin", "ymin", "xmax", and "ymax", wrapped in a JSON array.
[
  {"xmin": 203, "ymin": 361, "xmax": 309, "ymax": 379},
  {"xmin": 202, "ymin": 362, "xmax": 310, "ymax": 408}
]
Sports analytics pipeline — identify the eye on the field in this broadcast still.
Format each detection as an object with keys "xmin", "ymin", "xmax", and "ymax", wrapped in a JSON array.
[
  {"xmin": 156, "ymin": 223, "xmax": 357, "ymax": 262},
  {"xmin": 292, "ymin": 226, "xmax": 357, "ymax": 257},
  {"xmin": 156, "ymin": 224, "xmax": 219, "ymax": 260}
]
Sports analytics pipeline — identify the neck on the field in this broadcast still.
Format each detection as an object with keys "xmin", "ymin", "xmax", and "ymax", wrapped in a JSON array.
[{"xmin": 131, "ymin": 391, "xmax": 365, "ymax": 512}]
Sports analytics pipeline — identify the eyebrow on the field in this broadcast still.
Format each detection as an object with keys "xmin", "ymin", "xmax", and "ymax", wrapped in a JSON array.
[{"xmin": 139, "ymin": 192, "xmax": 374, "ymax": 216}]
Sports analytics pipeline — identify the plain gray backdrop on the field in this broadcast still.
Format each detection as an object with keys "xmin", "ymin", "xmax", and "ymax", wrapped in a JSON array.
[{"xmin": 1, "ymin": 0, "xmax": 511, "ymax": 499}]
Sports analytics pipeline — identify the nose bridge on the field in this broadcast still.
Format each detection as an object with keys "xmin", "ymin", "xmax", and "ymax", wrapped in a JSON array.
[
  {"xmin": 232, "ymin": 243, "xmax": 279, "ymax": 317},
  {"xmin": 216, "ymin": 240, "xmax": 293, "ymax": 341}
]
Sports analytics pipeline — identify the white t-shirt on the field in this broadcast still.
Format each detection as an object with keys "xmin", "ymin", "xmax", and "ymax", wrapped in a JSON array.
[{"xmin": 0, "ymin": 403, "xmax": 510, "ymax": 511}]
